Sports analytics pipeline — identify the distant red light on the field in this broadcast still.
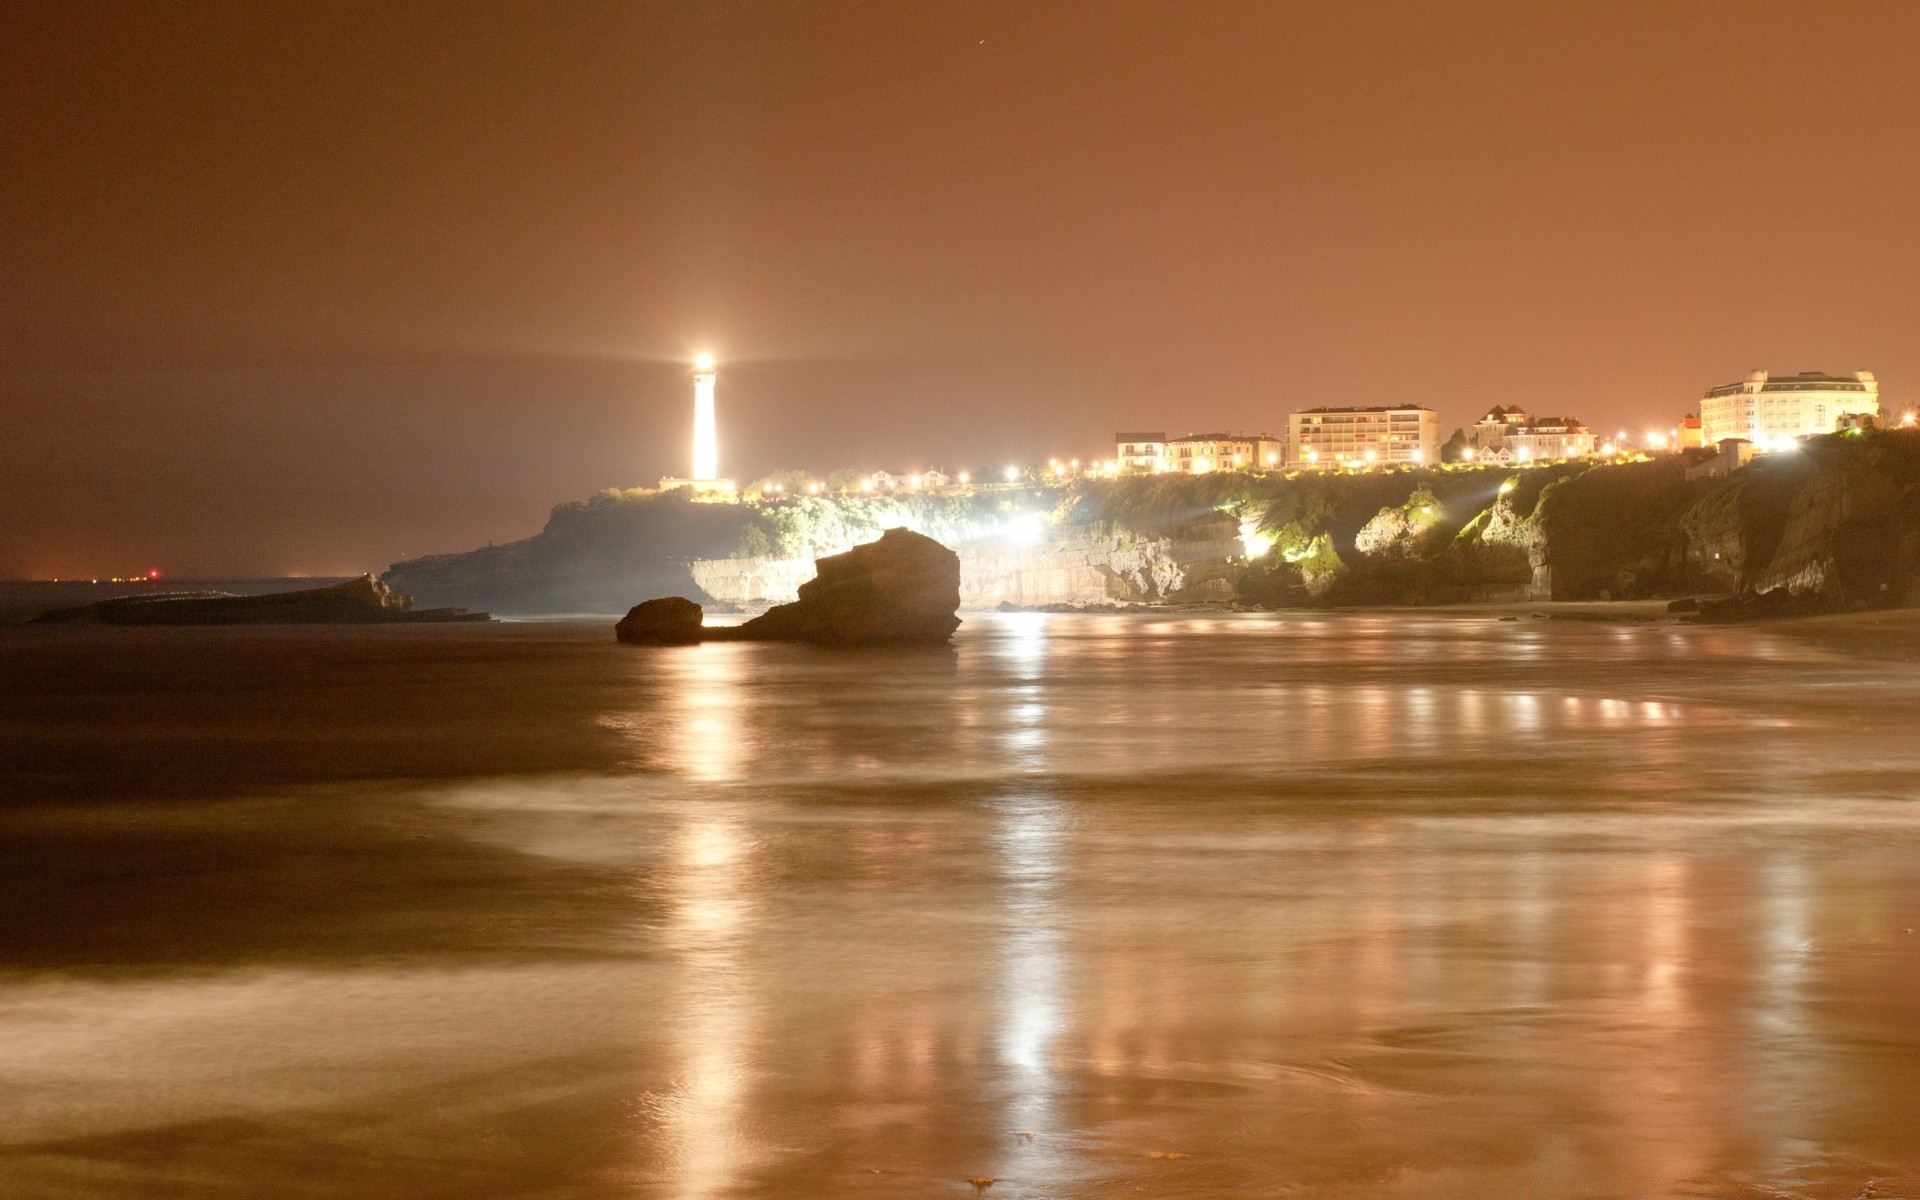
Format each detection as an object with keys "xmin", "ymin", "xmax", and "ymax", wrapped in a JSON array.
[{"xmin": 148, "ymin": 569, "xmax": 160, "ymax": 579}]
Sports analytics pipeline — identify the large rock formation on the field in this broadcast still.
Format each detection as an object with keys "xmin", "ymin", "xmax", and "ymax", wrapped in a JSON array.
[
  {"xmin": 614, "ymin": 596, "xmax": 704, "ymax": 644},
  {"xmin": 618, "ymin": 528, "xmax": 962, "ymax": 646},
  {"xmin": 32, "ymin": 575, "xmax": 490, "ymax": 625},
  {"xmin": 1677, "ymin": 435, "xmax": 1920, "ymax": 610},
  {"xmin": 691, "ymin": 516, "xmax": 1243, "ymax": 610}
]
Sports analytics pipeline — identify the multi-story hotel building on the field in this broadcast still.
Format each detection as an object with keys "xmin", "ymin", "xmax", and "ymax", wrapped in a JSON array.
[
  {"xmin": 1114, "ymin": 432, "xmax": 1167, "ymax": 472},
  {"xmin": 1166, "ymin": 433, "xmax": 1285, "ymax": 474},
  {"xmin": 1288, "ymin": 406, "xmax": 1440, "ymax": 468},
  {"xmin": 1468, "ymin": 405, "xmax": 1596, "ymax": 463},
  {"xmin": 1700, "ymin": 370, "xmax": 1879, "ymax": 449}
]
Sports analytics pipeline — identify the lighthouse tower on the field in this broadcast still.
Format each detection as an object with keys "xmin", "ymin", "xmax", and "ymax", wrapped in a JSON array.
[
  {"xmin": 661, "ymin": 352, "xmax": 734, "ymax": 494},
  {"xmin": 691, "ymin": 353, "xmax": 718, "ymax": 480}
]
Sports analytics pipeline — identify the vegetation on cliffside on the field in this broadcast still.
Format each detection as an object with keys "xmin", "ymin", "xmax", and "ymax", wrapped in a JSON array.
[{"xmin": 383, "ymin": 429, "xmax": 1920, "ymax": 614}]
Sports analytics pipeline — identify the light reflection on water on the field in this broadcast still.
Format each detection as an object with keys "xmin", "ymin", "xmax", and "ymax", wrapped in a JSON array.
[{"xmin": 4, "ymin": 612, "xmax": 1920, "ymax": 1198}]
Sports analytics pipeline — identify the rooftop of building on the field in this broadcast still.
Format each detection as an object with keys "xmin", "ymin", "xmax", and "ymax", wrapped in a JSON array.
[
  {"xmin": 1169, "ymin": 432, "xmax": 1281, "ymax": 443},
  {"xmin": 1705, "ymin": 369, "xmax": 1876, "ymax": 397},
  {"xmin": 1477, "ymin": 405, "xmax": 1587, "ymax": 431},
  {"xmin": 1293, "ymin": 405, "xmax": 1435, "ymax": 415},
  {"xmin": 1114, "ymin": 431, "xmax": 1167, "ymax": 442}
]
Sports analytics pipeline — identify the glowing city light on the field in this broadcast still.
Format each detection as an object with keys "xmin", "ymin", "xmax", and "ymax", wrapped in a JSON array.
[
  {"xmin": 1363, "ymin": 449, "xmax": 1377, "ymax": 464},
  {"xmin": 1004, "ymin": 466, "xmax": 1020, "ymax": 482},
  {"xmin": 693, "ymin": 352, "xmax": 715, "ymax": 372},
  {"xmin": 1462, "ymin": 448, "xmax": 1476, "ymax": 462},
  {"xmin": 958, "ymin": 470, "xmax": 970, "ymax": 484}
]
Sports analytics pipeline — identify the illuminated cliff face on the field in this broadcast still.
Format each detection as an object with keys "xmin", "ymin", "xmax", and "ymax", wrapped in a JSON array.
[{"xmin": 689, "ymin": 521, "xmax": 1243, "ymax": 610}]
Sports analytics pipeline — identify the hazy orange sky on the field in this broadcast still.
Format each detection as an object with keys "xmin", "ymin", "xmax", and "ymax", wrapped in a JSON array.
[{"xmin": 5, "ymin": 1, "xmax": 1918, "ymax": 577}]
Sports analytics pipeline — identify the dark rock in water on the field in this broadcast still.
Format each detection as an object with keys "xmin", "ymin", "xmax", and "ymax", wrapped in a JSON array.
[
  {"xmin": 31, "ymin": 575, "xmax": 491, "ymax": 625},
  {"xmin": 723, "ymin": 528, "xmax": 960, "ymax": 645},
  {"xmin": 616, "ymin": 528, "xmax": 961, "ymax": 647},
  {"xmin": 615, "ymin": 596, "xmax": 705, "ymax": 644}
]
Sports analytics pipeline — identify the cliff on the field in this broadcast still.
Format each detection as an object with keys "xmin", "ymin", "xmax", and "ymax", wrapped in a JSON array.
[
  {"xmin": 383, "ymin": 429, "xmax": 1920, "ymax": 617},
  {"xmin": 1680, "ymin": 432, "xmax": 1920, "ymax": 607},
  {"xmin": 691, "ymin": 520, "xmax": 1243, "ymax": 609}
]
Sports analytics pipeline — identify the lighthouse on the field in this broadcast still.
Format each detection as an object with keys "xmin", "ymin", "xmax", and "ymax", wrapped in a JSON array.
[
  {"xmin": 691, "ymin": 353, "xmax": 718, "ymax": 480},
  {"xmin": 661, "ymin": 352, "xmax": 735, "ymax": 495}
]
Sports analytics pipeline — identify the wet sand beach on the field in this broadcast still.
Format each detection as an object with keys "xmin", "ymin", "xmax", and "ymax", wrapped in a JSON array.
[{"xmin": 4, "ymin": 613, "xmax": 1920, "ymax": 1198}]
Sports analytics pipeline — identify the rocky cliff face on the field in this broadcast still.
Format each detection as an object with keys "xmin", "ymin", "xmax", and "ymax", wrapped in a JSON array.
[
  {"xmin": 384, "ymin": 431, "xmax": 1920, "ymax": 618},
  {"xmin": 1676, "ymin": 434, "xmax": 1920, "ymax": 608},
  {"xmin": 1750, "ymin": 458, "xmax": 1902, "ymax": 600},
  {"xmin": 691, "ymin": 516, "xmax": 1242, "ymax": 610},
  {"xmin": 1527, "ymin": 459, "xmax": 1705, "ymax": 600}
]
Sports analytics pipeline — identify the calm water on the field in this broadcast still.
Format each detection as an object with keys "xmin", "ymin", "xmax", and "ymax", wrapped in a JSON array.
[{"xmin": 4, "ymin": 613, "xmax": 1920, "ymax": 1199}]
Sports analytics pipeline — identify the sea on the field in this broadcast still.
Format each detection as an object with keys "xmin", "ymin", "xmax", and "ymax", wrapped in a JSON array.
[{"xmin": 3, "ymin": 612, "xmax": 1919, "ymax": 1198}]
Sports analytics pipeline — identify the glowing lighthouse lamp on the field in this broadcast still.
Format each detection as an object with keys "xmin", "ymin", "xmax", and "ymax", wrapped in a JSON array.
[{"xmin": 660, "ymin": 352, "xmax": 736, "ymax": 498}]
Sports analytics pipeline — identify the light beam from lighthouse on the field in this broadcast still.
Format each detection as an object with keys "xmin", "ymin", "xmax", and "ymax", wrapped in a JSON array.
[{"xmin": 692, "ymin": 353, "xmax": 718, "ymax": 481}]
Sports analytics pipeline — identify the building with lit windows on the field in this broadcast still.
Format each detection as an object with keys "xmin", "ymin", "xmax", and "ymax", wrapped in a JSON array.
[
  {"xmin": 1166, "ymin": 433, "xmax": 1285, "ymax": 474},
  {"xmin": 1287, "ymin": 406, "xmax": 1439, "ymax": 468},
  {"xmin": 1115, "ymin": 432, "xmax": 1167, "ymax": 472},
  {"xmin": 1467, "ymin": 405, "xmax": 1595, "ymax": 464},
  {"xmin": 1700, "ymin": 370, "xmax": 1880, "ymax": 450},
  {"xmin": 1677, "ymin": 413, "xmax": 1704, "ymax": 450}
]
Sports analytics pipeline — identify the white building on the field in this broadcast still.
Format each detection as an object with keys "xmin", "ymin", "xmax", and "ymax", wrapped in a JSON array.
[
  {"xmin": 1166, "ymin": 432, "xmax": 1285, "ymax": 474},
  {"xmin": 1288, "ymin": 406, "xmax": 1439, "ymax": 468},
  {"xmin": 1115, "ymin": 431, "xmax": 1168, "ymax": 472},
  {"xmin": 1468, "ymin": 405, "xmax": 1596, "ymax": 464},
  {"xmin": 1700, "ymin": 369, "xmax": 1880, "ymax": 449}
]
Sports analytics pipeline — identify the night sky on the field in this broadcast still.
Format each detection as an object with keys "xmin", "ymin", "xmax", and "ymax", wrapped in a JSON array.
[{"xmin": 5, "ymin": 1, "xmax": 1918, "ymax": 578}]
